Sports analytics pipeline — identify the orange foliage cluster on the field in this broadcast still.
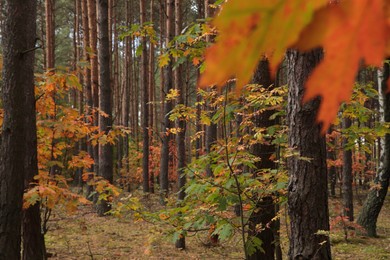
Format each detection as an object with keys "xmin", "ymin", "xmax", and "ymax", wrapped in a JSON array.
[{"xmin": 200, "ymin": 0, "xmax": 390, "ymax": 131}]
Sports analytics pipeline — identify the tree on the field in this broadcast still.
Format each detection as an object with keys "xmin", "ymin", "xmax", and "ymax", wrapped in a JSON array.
[
  {"xmin": 159, "ymin": 0, "xmax": 174, "ymax": 198},
  {"xmin": 342, "ymin": 117, "xmax": 354, "ymax": 221},
  {"xmin": 45, "ymin": 0, "xmax": 55, "ymax": 70},
  {"xmin": 286, "ymin": 49, "xmax": 331, "ymax": 260},
  {"xmin": 0, "ymin": 0, "xmax": 39, "ymax": 258},
  {"xmin": 204, "ymin": 0, "xmax": 217, "ymax": 178},
  {"xmin": 96, "ymin": 0, "xmax": 113, "ymax": 216},
  {"xmin": 174, "ymin": 0, "xmax": 186, "ymax": 249},
  {"xmin": 357, "ymin": 60, "xmax": 390, "ymax": 237},
  {"xmin": 247, "ymin": 59, "xmax": 276, "ymax": 260},
  {"xmin": 140, "ymin": 0, "xmax": 150, "ymax": 193},
  {"xmin": 88, "ymin": 0, "xmax": 99, "ymax": 175}
]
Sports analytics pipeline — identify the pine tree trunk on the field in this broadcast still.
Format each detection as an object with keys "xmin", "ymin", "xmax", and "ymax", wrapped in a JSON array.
[
  {"xmin": 88, "ymin": 0, "xmax": 99, "ymax": 176},
  {"xmin": 357, "ymin": 60, "xmax": 390, "ymax": 237},
  {"xmin": 342, "ymin": 117, "xmax": 354, "ymax": 221},
  {"xmin": 327, "ymin": 127, "xmax": 337, "ymax": 197},
  {"xmin": 45, "ymin": 0, "xmax": 55, "ymax": 70},
  {"xmin": 204, "ymin": 0, "xmax": 216, "ymax": 178},
  {"xmin": 0, "ymin": 1, "xmax": 38, "ymax": 258},
  {"xmin": 140, "ymin": 0, "xmax": 150, "ymax": 193},
  {"xmin": 97, "ymin": 0, "xmax": 113, "ymax": 216},
  {"xmin": 247, "ymin": 59, "xmax": 276, "ymax": 260},
  {"xmin": 286, "ymin": 49, "xmax": 331, "ymax": 260},
  {"xmin": 159, "ymin": 0, "xmax": 174, "ymax": 199},
  {"xmin": 174, "ymin": 0, "xmax": 186, "ymax": 249},
  {"xmin": 148, "ymin": 0, "xmax": 155, "ymax": 193}
]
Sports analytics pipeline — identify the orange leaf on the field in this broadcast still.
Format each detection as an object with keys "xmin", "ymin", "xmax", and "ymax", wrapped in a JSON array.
[
  {"xmin": 199, "ymin": 0, "xmax": 328, "ymax": 90},
  {"xmin": 295, "ymin": 0, "xmax": 388, "ymax": 130}
]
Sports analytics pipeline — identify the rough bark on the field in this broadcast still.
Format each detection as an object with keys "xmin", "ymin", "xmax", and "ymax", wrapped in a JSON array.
[
  {"xmin": 0, "ymin": 1, "xmax": 38, "ymax": 258},
  {"xmin": 88, "ymin": 0, "xmax": 99, "ymax": 176},
  {"xmin": 286, "ymin": 49, "xmax": 331, "ymax": 260},
  {"xmin": 247, "ymin": 59, "xmax": 276, "ymax": 260},
  {"xmin": 327, "ymin": 127, "xmax": 337, "ymax": 197},
  {"xmin": 159, "ymin": 0, "xmax": 174, "ymax": 198},
  {"xmin": 174, "ymin": 0, "xmax": 186, "ymax": 249},
  {"xmin": 140, "ymin": 0, "xmax": 150, "ymax": 193},
  {"xmin": 357, "ymin": 60, "xmax": 390, "ymax": 237},
  {"xmin": 148, "ymin": 0, "xmax": 155, "ymax": 193},
  {"xmin": 204, "ymin": 0, "xmax": 217, "ymax": 178},
  {"xmin": 342, "ymin": 117, "xmax": 354, "ymax": 221},
  {"xmin": 45, "ymin": 0, "xmax": 55, "ymax": 70},
  {"xmin": 97, "ymin": 0, "xmax": 113, "ymax": 216}
]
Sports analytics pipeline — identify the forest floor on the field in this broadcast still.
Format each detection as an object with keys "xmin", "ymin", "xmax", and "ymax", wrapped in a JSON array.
[{"xmin": 46, "ymin": 190, "xmax": 390, "ymax": 260}]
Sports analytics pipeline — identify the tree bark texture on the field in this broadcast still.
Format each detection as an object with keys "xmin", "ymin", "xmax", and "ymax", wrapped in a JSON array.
[
  {"xmin": 286, "ymin": 49, "xmax": 331, "ymax": 260},
  {"xmin": 342, "ymin": 117, "xmax": 354, "ymax": 221},
  {"xmin": 204, "ymin": 0, "xmax": 217, "ymax": 178},
  {"xmin": 327, "ymin": 127, "xmax": 337, "ymax": 197},
  {"xmin": 0, "ymin": 0, "xmax": 38, "ymax": 258},
  {"xmin": 247, "ymin": 59, "xmax": 276, "ymax": 260},
  {"xmin": 87, "ymin": 0, "xmax": 99, "ymax": 175},
  {"xmin": 174, "ymin": 0, "xmax": 186, "ymax": 249},
  {"xmin": 97, "ymin": 0, "xmax": 113, "ymax": 216},
  {"xmin": 159, "ymin": 0, "xmax": 174, "ymax": 198},
  {"xmin": 140, "ymin": 0, "xmax": 150, "ymax": 193},
  {"xmin": 45, "ymin": 0, "xmax": 55, "ymax": 69},
  {"xmin": 357, "ymin": 60, "xmax": 390, "ymax": 237}
]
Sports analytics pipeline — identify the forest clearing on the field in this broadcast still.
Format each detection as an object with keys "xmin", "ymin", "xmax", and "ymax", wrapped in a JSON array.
[{"xmin": 1, "ymin": 0, "xmax": 390, "ymax": 259}]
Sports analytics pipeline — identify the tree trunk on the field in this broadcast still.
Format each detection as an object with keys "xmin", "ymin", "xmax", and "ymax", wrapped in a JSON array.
[
  {"xmin": 0, "ymin": 0, "xmax": 38, "ymax": 258},
  {"xmin": 204, "ymin": 0, "xmax": 217, "ymax": 178},
  {"xmin": 45, "ymin": 0, "xmax": 55, "ymax": 70},
  {"xmin": 247, "ymin": 59, "xmax": 276, "ymax": 260},
  {"xmin": 286, "ymin": 49, "xmax": 331, "ymax": 260},
  {"xmin": 88, "ymin": 0, "xmax": 99, "ymax": 176},
  {"xmin": 159, "ymin": 0, "xmax": 174, "ymax": 199},
  {"xmin": 97, "ymin": 0, "xmax": 113, "ymax": 216},
  {"xmin": 148, "ymin": 0, "xmax": 155, "ymax": 193},
  {"xmin": 327, "ymin": 127, "xmax": 337, "ymax": 197},
  {"xmin": 174, "ymin": 0, "xmax": 186, "ymax": 249},
  {"xmin": 357, "ymin": 60, "xmax": 390, "ymax": 237},
  {"xmin": 342, "ymin": 117, "xmax": 354, "ymax": 221},
  {"xmin": 140, "ymin": 0, "xmax": 150, "ymax": 193}
]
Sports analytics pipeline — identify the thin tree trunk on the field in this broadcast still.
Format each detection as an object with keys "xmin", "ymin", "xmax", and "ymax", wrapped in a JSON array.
[
  {"xmin": 204, "ymin": 0, "xmax": 216, "ymax": 178},
  {"xmin": 140, "ymin": 0, "xmax": 150, "ymax": 193},
  {"xmin": 174, "ymin": 0, "xmax": 186, "ymax": 249},
  {"xmin": 82, "ymin": 0, "xmax": 94, "ymax": 198},
  {"xmin": 159, "ymin": 0, "xmax": 174, "ymax": 199},
  {"xmin": 247, "ymin": 59, "xmax": 275, "ymax": 260},
  {"xmin": 97, "ymin": 0, "xmax": 113, "ymax": 216},
  {"xmin": 45, "ymin": 0, "xmax": 55, "ymax": 70},
  {"xmin": 286, "ymin": 49, "xmax": 331, "ymax": 260},
  {"xmin": 327, "ymin": 127, "xmax": 337, "ymax": 197},
  {"xmin": 342, "ymin": 117, "xmax": 354, "ymax": 221},
  {"xmin": 149, "ymin": 0, "xmax": 155, "ymax": 193},
  {"xmin": 88, "ymin": 0, "xmax": 99, "ymax": 176}
]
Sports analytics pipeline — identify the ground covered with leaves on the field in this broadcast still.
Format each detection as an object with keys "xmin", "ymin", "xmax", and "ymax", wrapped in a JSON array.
[{"xmin": 46, "ymin": 192, "xmax": 390, "ymax": 260}]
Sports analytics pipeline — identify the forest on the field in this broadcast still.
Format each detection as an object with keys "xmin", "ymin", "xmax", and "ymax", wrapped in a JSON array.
[{"xmin": 0, "ymin": 0, "xmax": 389, "ymax": 259}]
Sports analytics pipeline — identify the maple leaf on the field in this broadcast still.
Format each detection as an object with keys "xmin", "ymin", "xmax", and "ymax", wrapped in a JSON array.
[
  {"xmin": 295, "ymin": 0, "xmax": 389, "ymax": 130},
  {"xmin": 199, "ymin": 0, "xmax": 328, "ymax": 89},
  {"xmin": 200, "ymin": 0, "xmax": 390, "ymax": 130}
]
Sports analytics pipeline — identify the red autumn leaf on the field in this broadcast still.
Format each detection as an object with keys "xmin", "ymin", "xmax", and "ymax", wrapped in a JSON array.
[
  {"xmin": 199, "ymin": 0, "xmax": 328, "ymax": 89},
  {"xmin": 199, "ymin": 0, "xmax": 390, "ymax": 130},
  {"xmin": 295, "ymin": 0, "xmax": 389, "ymax": 130}
]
